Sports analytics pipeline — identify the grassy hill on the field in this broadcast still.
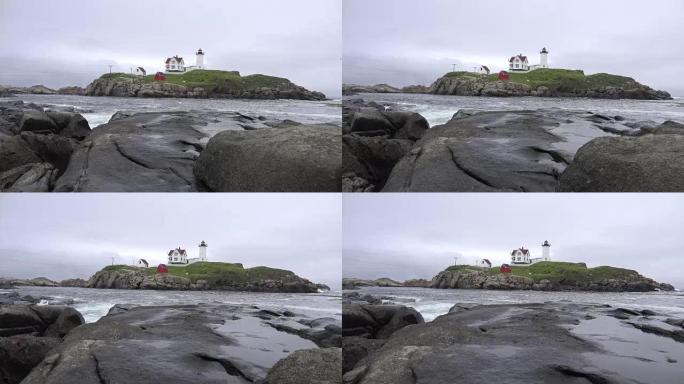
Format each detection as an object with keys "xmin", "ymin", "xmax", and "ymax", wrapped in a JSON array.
[
  {"xmin": 99, "ymin": 70, "xmax": 296, "ymax": 94},
  {"xmin": 101, "ymin": 262, "xmax": 299, "ymax": 285},
  {"xmin": 443, "ymin": 68, "xmax": 647, "ymax": 93},
  {"xmin": 445, "ymin": 261, "xmax": 641, "ymax": 285}
]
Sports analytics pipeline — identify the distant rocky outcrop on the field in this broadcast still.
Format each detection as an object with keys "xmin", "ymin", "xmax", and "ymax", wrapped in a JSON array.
[
  {"xmin": 194, "ymin": 123, "xmax": 341, "ymax": 192},
  {"xmin": 18, "ymin": 304, "xmax": 340, "ymax": 384},
  {"xmin": 0, "ymin": 304, "xmax": 84, "ymax": 384},
  {"xmin": 3, "ymin": 85, "xmax": 57, "ymax": 95},
  {"xmin": 429, "ymin": 263, "xmax": 674, "ymax": 292},
  {"xmin": 342, "ymin": 84, "xmax": 401, "ymax": 96},
  {"xmin": 342, "ymin": 100, "xmax": 684, "ymax": 192},
  {"xmin": 0, "ymin": 277, "xmax": 60, "ymax": 288},
  {"xmin": 85, "ymin": 71, "xmax": 326, "ymax": 100},
  {"xmin": 56, "ymin": 86, "xmax": 85, "ymax": 95},
  {"xmin": 86, "ymin": 263, "xmax": 324, "ymax": 293},
  {"xmin": 342, "ymin": 278, "xmax": 404, "ymax": 290},
  {"xmin": 401, "ymin": 278, "xmax": 431, "ymax": 287},
  {"xmin": 58, "ymin": 278, "xmax": 88, "ymax": 288},
  {"xmin": 400, "ymin": 84, "xmax": 430, "ymax": 93},
  {"xmin": 343, "ymin": 98, "xmax": 429, "ymax": 191},
  {"xmin": 430, "ymin": 69, "xmax": 672, "ymax": 100}
]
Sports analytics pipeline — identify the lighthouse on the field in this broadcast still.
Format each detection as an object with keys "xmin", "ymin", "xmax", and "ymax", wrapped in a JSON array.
[
  {"xmin": 542, "ymin": 240, "xmax": 551, "ymax": 261},
  {"xmin": 540, "ymin": 47, "xmax": 549, "ymax": 69},
  {"xmin": 198, "ymin": 240, "xmax": 208, "ymax": 261},
  {"xmin": 196, "ymin": 48, "xmax": 205, "ymax": 69}
]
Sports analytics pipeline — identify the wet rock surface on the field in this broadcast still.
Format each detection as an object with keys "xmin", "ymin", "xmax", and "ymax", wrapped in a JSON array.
[
  {"xmin": 343, "ymin": 302, "xmax": 684, "ymax": 384},
  {"xmin": 261, "ymin": 347, "xmax": 342, "ymax": 384},
  {"xmin": 342, "ymin": 100, "xmax": 684, "ymax": 192},
  {"xmin": 20, "ymin": 304, "xmax": 340, "ymax": 384},
  {"xmin": 0, "ymin": 101, "xmax": 340, "ymax": 192}
]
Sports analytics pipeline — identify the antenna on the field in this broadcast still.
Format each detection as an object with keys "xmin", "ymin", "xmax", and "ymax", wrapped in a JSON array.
[
  {"xmin": 452, "ymin": 63, "xmax": 456, "ymax": 72},
  {"xmin": 111, "ymin": 256, "xmax": 115, "ymax": 265},
  {"xmin": 108, "ymin": 65, "xmax": 113, "ymax": 74},
  {"xmin": 453, "ymin": 256, "xmax": 459, "ymax": 266}
]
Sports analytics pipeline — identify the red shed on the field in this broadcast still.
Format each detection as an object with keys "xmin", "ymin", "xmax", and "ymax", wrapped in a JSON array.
[
  {"xmin": 498, "ymin": 71, "xmax": 509, "ymax": 81},
  {"xmin": 156, "ymin": 264, "xmax": 168, "ymax": 274},
  {"xmin": 500, "ymin": 264, "xmax": 512, "ymax": 273},
  {"xmin": 154, "ymin": 72, "xmax": 166, "ymax": 81}
]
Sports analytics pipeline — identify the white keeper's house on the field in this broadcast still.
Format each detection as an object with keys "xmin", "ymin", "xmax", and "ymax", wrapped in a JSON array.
[
  {"xmin": 167, "ymin": 240, "xmax": 208, "ymax": 266},
  {"xmin": 165, "ymin": 48, "xmax": 205, "ymax": 73},
  {"xmin": 510, "ymin": 240, "xmax": 551, "ymax": 266},
  {"xmin": 508, "ymin": 47, "xmax": 549, "ymax": 72}
]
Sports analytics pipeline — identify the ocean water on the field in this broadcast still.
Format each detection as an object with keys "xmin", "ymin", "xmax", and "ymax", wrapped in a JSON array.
[
  {"xmin": 1, "ymin": 94, "xmax": 342, "ymax": 128},
  {"xmin": 6, "ymin": 286, "xmax": 342, "ymax": 323},
  {"xmin": 350, "ymin": 93, "xmax": 684, "ymax": 127},
  {"xmin": 352, "ymin": 286, "xmax": 684, "ymax": 322}
]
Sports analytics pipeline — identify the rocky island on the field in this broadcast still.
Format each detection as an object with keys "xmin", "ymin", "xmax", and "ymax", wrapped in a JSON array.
[
  {"xmin": 87, "ymin": 262, "xmax": 329, "ymax": 293},
  {"xmin": 0, "ymin": 100, "xmax": 341, "ymax": 192},
  {"xmin": 344, "ymin": 261, "xmax": 674, "ymax": 292},
  {"xmin": 343, "ymin": 99, "xmax": 684, "ymax": 192},
  {"xmin": 85, "ymin": 70, "xmax": 326, "ymax": 100},
  {"xmin": 343, "ymin": 68, "xmax": 672, "ymax": 100}
]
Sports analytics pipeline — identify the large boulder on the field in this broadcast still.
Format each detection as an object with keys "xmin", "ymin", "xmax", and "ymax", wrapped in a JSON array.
[
  {"xmin": 194, "ymin": 125, "xmax": 341, "ymax": 192},
  {"xmin": 43, "ymin": 308, "xmax": 85, "ymax": 338},
  {"xmin": 0, "ymin": 335, "xmax": 61, "ymax": 384},
  {"xmin": 262, "ymin": 348, "xmax": 341, "ymax": 384},
  {"xmin": 19, "ymin": 110, "xmax": 58, "ymax": 134},
  {"xmin": 0, "ymin": 134, "xmax": 40, "ymax": 172},
  {"xmin": 342, "ymin": 304, "xmax": 423, "ymax": 340},
  {"xmin": 558, "ymin": 134, "xmax": 684, "ymax": 192}
]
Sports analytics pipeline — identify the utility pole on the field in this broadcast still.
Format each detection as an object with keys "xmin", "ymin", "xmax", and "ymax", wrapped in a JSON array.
[
  {"xmin": 453, "ymin": 256, "xmax": 459, "ymax": 266},
  {"xmin": 109, "ymin": 65, "xmax": 113, "ymax": 74},
  {"xmin": 111, "ymin": 256, "xmax": 115, "ymax": 266},
  {"xmin": 452, "ymin": 63, "xmax": 456, "ymax": 73},
  {"xmin": 473, "ymin": 66, "xmax": 478, "ymax": 73}
]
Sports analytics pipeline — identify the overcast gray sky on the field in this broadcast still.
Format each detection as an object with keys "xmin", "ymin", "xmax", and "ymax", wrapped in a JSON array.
[
  {"xmin": 343, "ymin": 194, "xmax": 684, "ymax": 290},
  {"xmin": 343, "ymin": 0, "xmax": 684, "ymax": 96},
  {"xmin": 0, "ymin": 194, "xmax": 341, "ymax": 290},
  {"xmin": 0, "ymin": 0, "xmax": 341, "ymax": 97}
]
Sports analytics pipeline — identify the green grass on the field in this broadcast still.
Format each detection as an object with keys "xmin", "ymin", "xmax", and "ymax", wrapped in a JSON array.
[
  {"xmin": 443, "ymin": 68, "xmax": 640, "ymax": 92},
  {"xmin": 96, "ymin": 70, "xmax": 293, "ymax": 94},
  {"xmin": 135, "ymin": 261, "xmax": 297, "ymax": 285},
  {"xmin": 444, "ymin": 261, "xmax": 640, "ymax": 285}
]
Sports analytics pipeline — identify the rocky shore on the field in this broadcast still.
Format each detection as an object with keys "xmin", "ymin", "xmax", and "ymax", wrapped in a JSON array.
[
  {"xmin": 342, "ymin": 295, "xmax": 684, "ymax": 384},
  {"xmin": 1, "ymin": 100, "xmax": 341, "ymax": 192},
  {"xmin": 343, "ymin": 99, "xmax": 684, "ymax": 192},
  {"xmin": 1, "ymin": 294, "xmax": 341, "ymax": 384},
  {"xmin": 342, "ymin": 278, "xmax": 430, "ymax": 290}
]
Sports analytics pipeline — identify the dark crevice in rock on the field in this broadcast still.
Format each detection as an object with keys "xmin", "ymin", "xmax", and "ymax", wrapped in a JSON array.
[
  {"xmin": 167, "ymin": 167, "xmax": 192, "ymax": 186},
  {"xmin": 72, "ymin": 141, "xmax": 93, "ymax": 192},
  {"xmin": 529, "ymin": 146, "xmax": 570, "ymax": 165},
  {"xmin": 552, "ymin": 365, "xmax": 610, "ymax": 384},
  {"xmin": 92, "ymin": 354, "xmax": 107, "ymax": 384},
  {"xmin": 447, "ymin": 146, "xmax": 496, "ymax": 188},
  {"xmin": 193, "ymin": 352, "xmax": 254, "ymax": 382},
  {"xmin": 112, "ymin": 140, "xmax": 152, "ymax": 169},
  {"xmin": 177, "ymin": 139, "xmax": 204, "ymax": 153}
]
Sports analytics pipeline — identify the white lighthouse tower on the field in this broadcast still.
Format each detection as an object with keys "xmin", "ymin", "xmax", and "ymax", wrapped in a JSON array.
[
  {"xmin": 196, "ymin": 48, "xmax": 205, "ymax": 69},
  {"xmin": 539, "ymin": 47, "xmax": 549, "ymax": 69},
  {"xmin": 198, "ymin": 240, "xmax": 208, "ymax": 261},
  {"xmin": 541, "ymin": 240, "xmax": 551, "ymax": 261}
]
